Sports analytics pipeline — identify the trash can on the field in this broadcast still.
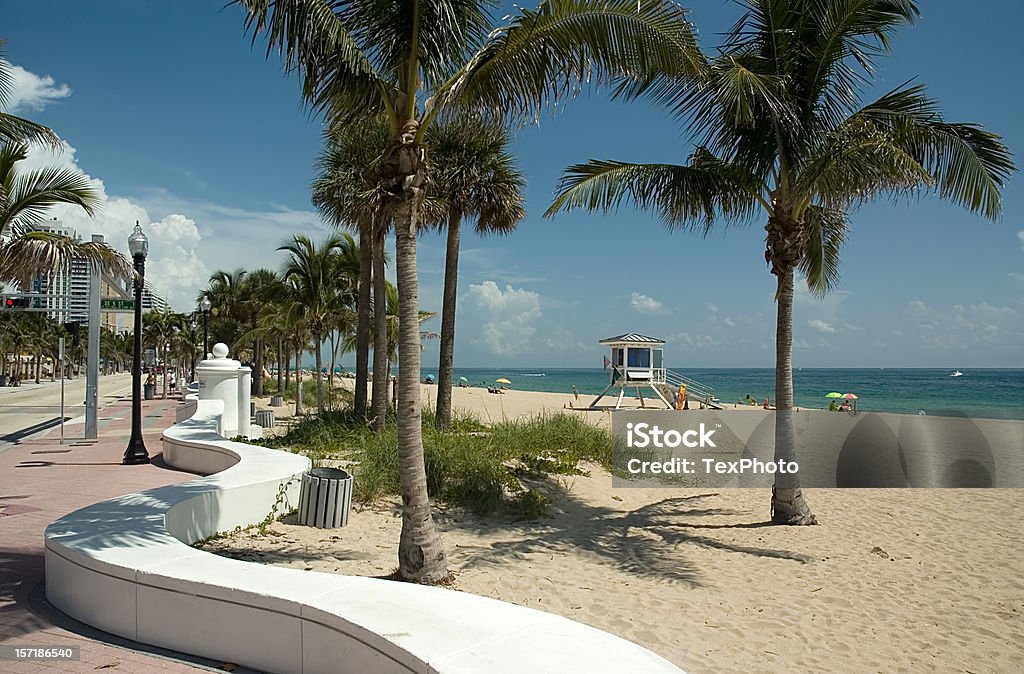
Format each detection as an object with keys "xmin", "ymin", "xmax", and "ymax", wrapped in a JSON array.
[
  {"xmin": 270, "ymin": 395, "xmax": 283, "ymax": 407},
  {"xmin": 144, "ymin": 382, "xmax": 155, "ymax": 400},
  {"xmin": 0, "ymin": 374, "xmax": 7, "ymax": 387},
  {"xmin": 255, "ymin": 409, "xmax": 275, "ymax": 429},
  {"xmin": 298, "ymin": 468, "xmax": 353, "ymax": 529}
]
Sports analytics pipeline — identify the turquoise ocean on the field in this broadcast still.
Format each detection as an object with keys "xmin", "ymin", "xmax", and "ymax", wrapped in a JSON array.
[{"xmin": 414, "ymin": 367, "xmax": 1024, "ymax": 421}]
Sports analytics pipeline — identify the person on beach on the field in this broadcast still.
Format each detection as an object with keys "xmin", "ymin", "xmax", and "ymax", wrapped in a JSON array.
[{"xmin": 829, "ymin": 400, "xmax": 840, "ymax": 412}]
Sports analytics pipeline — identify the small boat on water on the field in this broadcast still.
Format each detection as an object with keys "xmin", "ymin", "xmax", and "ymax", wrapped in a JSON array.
[{"xmin": 950, "ymin": 370, "xmax": 964, "ymax": 377}]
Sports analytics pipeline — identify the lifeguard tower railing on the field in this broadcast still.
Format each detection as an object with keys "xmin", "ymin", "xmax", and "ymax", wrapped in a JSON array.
[{"xmin": 661, "ymin": 369, "xmax": 717, "ymax": 404}]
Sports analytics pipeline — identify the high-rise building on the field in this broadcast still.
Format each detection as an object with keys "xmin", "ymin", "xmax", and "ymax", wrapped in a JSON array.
[{"xmin": 24, "ymin": 219, "xmax": 172, "ymax": 327}]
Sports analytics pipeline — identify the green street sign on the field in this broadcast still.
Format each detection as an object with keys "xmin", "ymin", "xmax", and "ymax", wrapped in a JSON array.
[{"xmin": 100, "ymin": 298, "xmax": 135, "ymax": 311}]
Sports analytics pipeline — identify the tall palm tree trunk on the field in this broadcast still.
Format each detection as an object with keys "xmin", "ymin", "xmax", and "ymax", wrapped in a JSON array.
[
  {"xmin": 285, "ymin": 346, "xmax": 292, "ymax": 389},
  {"xmin": 314, "ymin": 332, "xmax": 325, "ymax": 414},
  {"xmin": 370, "ymin": 226, "xmax": 389, "ymax": 428},
  {"xmin": 435, "ymin": 212, "xmax": 462, "ymax": 429},
  {"xmin": 394, "ymin": 198, "xmax": 448, "ymax": 582},
  {"xmin": 254, "ymin": 335, "xmax": 265, "ymax": 396},
  {"xmin": 354, "ymin": 218, "xmax": 372, "ymax": 418},
  {"xmin": 770, "ymin": 262, "xmax": 816, "ymax": 525},
  {"xmin": 293, "ymin": 338, "xmax": 304, "ymax": 416},
  {"xmin": 277, "ymin": 338, "xmax": 284, "ymax": 390},
  {"xmin": 162, "ymin": 345, "xmax": 168, "ymax": 398}
]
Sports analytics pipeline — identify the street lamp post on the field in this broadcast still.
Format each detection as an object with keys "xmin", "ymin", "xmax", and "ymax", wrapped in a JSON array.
[
  {"xmin": 190, "ymin": 315, "xmax": 197, "ymax": 382},
  {"xmin": 201, "ymin": 297, "xmax": 212, "ymax": 359},
  {"xmin": 123, "ymin": 222, "xmax": 150, "ymax": 465}
]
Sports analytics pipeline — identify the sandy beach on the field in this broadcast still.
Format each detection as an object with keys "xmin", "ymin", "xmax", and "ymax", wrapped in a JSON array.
[{"xmin": 228, "ymin": 380, "xmax": 1024, "ymax": 673}]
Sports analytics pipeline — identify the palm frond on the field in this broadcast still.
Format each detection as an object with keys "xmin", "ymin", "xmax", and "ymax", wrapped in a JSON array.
[
  {"xmin": 798, "ymin": 204, "xmax": 847, "ymax": 296},
  {"xmin": 236, "ymin": 0, "xmax": 387, "ymax": 125},
  {"xmin": 848, "ymin": 84, "xmax": 1015, "ymax": 219},
  {"xmin": 435, "ymin": 0, "xmax": 702, "ymax": 127},
  {"xmin": 547, "ymin": 150, "xmax": 763, "ymax": 233},
  {"xmin": 0, "ymin": 232, "xmax": 131, "ymax": 285}
]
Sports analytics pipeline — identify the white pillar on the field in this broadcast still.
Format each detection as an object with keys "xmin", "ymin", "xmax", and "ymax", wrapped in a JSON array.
[
  {"xmin": 237, "ymin": 366, "xmax": 252, "ymax": 439},
  {"xmin": 195, "ymin": 343, "xmax": 241, "ymax": 437}
]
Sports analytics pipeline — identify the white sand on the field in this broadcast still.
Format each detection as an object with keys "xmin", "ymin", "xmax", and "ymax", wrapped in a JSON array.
[{"xmin": 230, "ymin": 380, "xmax": 1024, "ymax": 673}]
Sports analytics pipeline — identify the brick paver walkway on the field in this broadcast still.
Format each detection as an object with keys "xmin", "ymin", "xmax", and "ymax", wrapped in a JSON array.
[{"xmin": 0, "ymin": 395, "xmax": 240, "ymax": 673}]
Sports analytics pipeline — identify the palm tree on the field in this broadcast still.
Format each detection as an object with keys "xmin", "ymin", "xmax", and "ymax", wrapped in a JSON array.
[
  {"xmin": 313, "ymin": 117, "xmax": 391, "ymax": 419},
  {"xmin": 427, "ymin": 115, "xmax": 525, "ymax": 428},
  {"xmin": 0, "ymin": 142, "xmax": 129, "ymax": 284},
  {"xmin": 326, "ymin": 237, "xmax": 360, "ymax": 404},
  {"xmin": 548, "ymin": 0, "xmax": 1015, "ymax": 524},
  {"xmin": 239, "ymin": 0, "xmax": 699, "ymax": 582},
  {"xmin": 278, "ymin": 234, "xmax": 351, "ymax": 415},
  {"xmin": 142, "ymin": 309, "xmax": 184, "ymax": 398},
  {"xmin": 239, "ymin": 268, "xmax": 281, "ymax": 396},
  {"xmin": 200, "ymin": 268, "xmax": 248, "ymax": 352}
]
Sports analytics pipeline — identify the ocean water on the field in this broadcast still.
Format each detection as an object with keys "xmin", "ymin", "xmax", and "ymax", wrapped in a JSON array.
[{"xmin": 421, "ymin": 367, "xmax": 1024, "ymax": 421}]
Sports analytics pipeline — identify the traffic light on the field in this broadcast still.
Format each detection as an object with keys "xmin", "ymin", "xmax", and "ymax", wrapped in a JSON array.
[
  {"xmin": 3, "ymin": 296, "xmax": 30, "ymax": 310},
  {"xmin": 63, "ymin": 321, "xmax": 81, "ymax": 347}
]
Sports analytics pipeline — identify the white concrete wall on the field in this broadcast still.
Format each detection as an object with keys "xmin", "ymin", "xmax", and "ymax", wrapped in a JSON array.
[{"xmin": 45, "ymin": 400, "xmax": 684, "ymax": 674}]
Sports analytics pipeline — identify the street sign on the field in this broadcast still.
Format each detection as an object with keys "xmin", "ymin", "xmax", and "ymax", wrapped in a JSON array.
[{"xmin": 100, "ymin": 298, "xmax": 135, "ymax": 311}]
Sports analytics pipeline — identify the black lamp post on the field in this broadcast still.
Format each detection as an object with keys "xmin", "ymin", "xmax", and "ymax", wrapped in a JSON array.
[
  {"xmin": 123, "ymin": 221, "xmax": 150, "ymax": 465},
  {"xmin": 201, "ymin": 296, "xmax": 211, "ymax": 358},
  {"xmin": 189, "ymin": 315, "xmax": 197, "ymax": 382}
]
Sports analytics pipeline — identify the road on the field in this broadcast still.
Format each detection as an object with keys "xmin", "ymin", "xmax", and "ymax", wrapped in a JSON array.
[{"xmin": 0, "ymin": 373, "xmax": 134, "ymax": 450}]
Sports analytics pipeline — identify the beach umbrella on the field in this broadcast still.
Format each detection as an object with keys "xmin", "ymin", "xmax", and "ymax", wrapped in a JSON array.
[
  {"xmin": 825, "ymin": 392, "xmax": 843, "ymax": 398},
  {"xmin": 843, "ymin": 393, "xmax": 859, "ymax": 399},
  {"xmin": 458, "ymin": 376, "xmax": 468, "ymax": 384},
  {"xmin": 495, "ymin": 378, "xmax": 511, "ymax": 385}
]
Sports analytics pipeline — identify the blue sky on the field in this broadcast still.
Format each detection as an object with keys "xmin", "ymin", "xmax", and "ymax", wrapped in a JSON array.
[{"xmin": 4, "ymin": 1, "xmax": 1023, "ymax": 368}]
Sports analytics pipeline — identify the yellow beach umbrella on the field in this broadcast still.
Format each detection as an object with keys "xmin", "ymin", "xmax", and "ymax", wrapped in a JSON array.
[{"xmin": 495, "ymin": 378, "xmax": 511, "ymax": 385}]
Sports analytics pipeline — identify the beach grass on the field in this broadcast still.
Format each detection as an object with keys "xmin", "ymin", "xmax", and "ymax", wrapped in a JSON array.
[
  {"xmin": 255, "ymin": 407, "xmax": 611, "ymax": 518},
  {"xmin": 262, "ymin": 378, "xmax": 352, "ymax": 409}
]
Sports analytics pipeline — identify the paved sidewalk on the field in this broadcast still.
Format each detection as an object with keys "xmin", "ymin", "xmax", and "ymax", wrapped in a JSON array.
[{"xmin": 0, "ymin": 395, "xmax": 237, "ymax": 673}]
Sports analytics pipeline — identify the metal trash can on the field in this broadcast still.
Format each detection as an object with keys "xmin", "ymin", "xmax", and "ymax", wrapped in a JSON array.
[
  {"xmin": 254, "ymin": 409, "xmax": 275, "ymax": 429},
  {"xmin": 270, "ymin": 395, "xmax": 283, "ymax": 407},
  {"xmin": 298, "ymin": 468, "xmax": 353, "ymax": 529},
  {"xmin": 144, "ymin": 382, "xmax": 155, "ymax": 400}
]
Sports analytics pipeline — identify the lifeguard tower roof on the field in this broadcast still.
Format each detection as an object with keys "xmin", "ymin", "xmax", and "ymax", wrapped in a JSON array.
[{"xmin": 598, "ymin": 333, "xmax": 665, "ymax": 346}]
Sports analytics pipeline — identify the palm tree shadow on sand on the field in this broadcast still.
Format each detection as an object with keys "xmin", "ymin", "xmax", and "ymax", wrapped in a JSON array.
[{"xmin": 446, "ymin": 487, "xmax": 813, "ymax": 588}]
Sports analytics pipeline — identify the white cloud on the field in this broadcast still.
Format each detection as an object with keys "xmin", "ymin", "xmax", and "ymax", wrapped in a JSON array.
[
  {"xmin": 463, "ymin": 281, "xmax": 542, "ymax": 357},
  {"xmin": 630, "ymin": 292, "xmax": 670, "ymax": 315},
  {"xmin": 3, "ymin": 62, "xmax": 71, "ymax": 113},
  {"xmin": 1018, "ymin": 230, "xmax": 1024, "ymax": 252},
  {"xmin": 668, "ymin": 331, "xmax": 713, "ymax": 350},
  {"xmin": 808, "ymin": 319, "xmax": 836, "ymax": 334},
  {"xmin": 903, "ymin": 300, "xmax": 1022, "ymax": 351},
  {"xmin": 22, "ymin": 140, "xmax": 211, "ymax": 311},
  {"xmin": 706, "ymin": 303, "xmax": 719, "ymax": 314},
  {"xmin": 543, "ymin": 326, "xmax": 586, "ymax": 353}
]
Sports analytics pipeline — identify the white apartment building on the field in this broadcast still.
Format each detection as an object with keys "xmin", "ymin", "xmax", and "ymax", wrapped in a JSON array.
[{"xmin": 25, "ymin": 219, "xmax": 171, "ymax": 327}]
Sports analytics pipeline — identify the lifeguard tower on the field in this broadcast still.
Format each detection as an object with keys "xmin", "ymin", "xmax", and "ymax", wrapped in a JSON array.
[{"xmin": 589, "ymin": 333, "xmax": 722, "ymax": 409}]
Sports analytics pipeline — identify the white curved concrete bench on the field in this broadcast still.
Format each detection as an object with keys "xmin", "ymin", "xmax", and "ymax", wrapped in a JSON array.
[{"xmin": 45, "ymin": 399, "xmax": 684, "ymax": 674}]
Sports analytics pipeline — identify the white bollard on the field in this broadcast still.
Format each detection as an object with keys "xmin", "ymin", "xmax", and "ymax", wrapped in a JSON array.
[{"xmin": 196, "ymin": 343, "xmax": 241, "ymax": 437}]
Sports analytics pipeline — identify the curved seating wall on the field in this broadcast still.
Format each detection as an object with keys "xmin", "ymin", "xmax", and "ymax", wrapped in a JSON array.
[{"xmin": 44, "ymin": 399, "xmax": 683, "ymax": 674}]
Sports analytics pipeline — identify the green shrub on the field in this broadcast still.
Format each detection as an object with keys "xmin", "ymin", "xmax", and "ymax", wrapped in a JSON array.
[{"xmin": 258, "ymin": 409, "xmax": 611, "ymax": 519}]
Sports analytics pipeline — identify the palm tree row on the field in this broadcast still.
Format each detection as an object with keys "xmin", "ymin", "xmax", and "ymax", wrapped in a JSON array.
[
  {"xmin": 200, "ymin": 233, "xmax": 434, "ymax": 420},
  {"xmin": 238, "ymin": 0, "xmax": 700, "ymax": 583},
  {"xmin": 234, "ymin": 0, "xmax": 1014, "ymax": 582}
]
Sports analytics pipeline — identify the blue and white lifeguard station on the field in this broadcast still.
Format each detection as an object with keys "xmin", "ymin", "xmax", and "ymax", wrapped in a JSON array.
[{"xmin": 590, "ymin": 333, "xmax": 722, "ymax": 409}]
